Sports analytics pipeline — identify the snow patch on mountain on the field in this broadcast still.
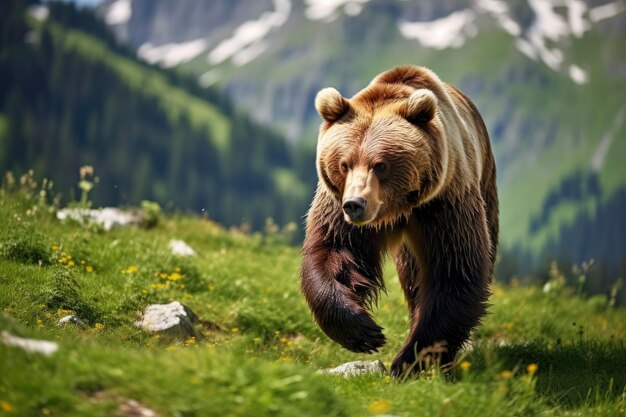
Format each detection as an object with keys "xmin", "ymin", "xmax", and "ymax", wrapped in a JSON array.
[
  {"xmin": 398, "ymin": 9, "xmax": 478, "ymax": 49},
  {"xmin": 589, "ymin": 1, "xmax": 626, "ymax": 21},
  {"xmin": 568, "ymin": 64, "xmax": 588, "ymax": 84},
  {"xmin": 207, "ymin": 0, "xmax": 291, "ymax": 66},
  {"xmin": 476, "ymin": 0, "xmax": 521, "ymax": 36},
  {"xmin": 515, "ymin": 0, "xmax": 624, "ymax": 84},
  {"xmin": 104, "ymin": 0, "xmax": 131, "ymax": 25},
  {"xmin": 138, "ymin": 39, "xmax": 208, "ymax": 68},
  {"xmin": 304, "ymin": 0, "xmax": 369, "ymax": 21},
  {"xmin": 521, "ymin": 0, "xmax": 585, "ymax": 71}
]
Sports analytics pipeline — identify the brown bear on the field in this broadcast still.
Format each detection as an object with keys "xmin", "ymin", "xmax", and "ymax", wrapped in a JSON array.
[{"xmin": 300, "ymin": 65, "xmax": 498, "ymax": 376}]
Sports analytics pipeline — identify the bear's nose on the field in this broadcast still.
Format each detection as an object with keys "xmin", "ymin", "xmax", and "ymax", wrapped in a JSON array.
[{"xmin": 342, "ymin": 197, "xmax": 367, "ymax": 221}]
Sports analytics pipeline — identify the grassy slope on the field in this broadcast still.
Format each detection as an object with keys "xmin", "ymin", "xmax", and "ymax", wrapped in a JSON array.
[{"xmin": 1, "ymin": 180, "xmax": 625, "ymax": 416}]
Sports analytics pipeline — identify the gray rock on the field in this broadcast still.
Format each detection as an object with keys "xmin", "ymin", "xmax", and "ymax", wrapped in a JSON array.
[
  {"xmin": 1, "ymin": 330, "xmax": 59, "ymax": 356},
  {"xmin": 318, "ymin": 359, "xmax": 387, "ymax": 378},
  {"xmin": 134, "ymin": 301, "xmax": 198, "ymax": 339},
  {"xmin": 168, "ymin": 239, "xmax": 196, "ymax": 256},
  {"xmin": 57, "ymin": 207, "xmax": 143, "ymax": 231},
  {"xmin": 57, "ymin": 315, "xmax": 87, "ymax": 327},
  {"xmin": 118, "ymin": 399, "xmax": 159, "ymax": 417}
]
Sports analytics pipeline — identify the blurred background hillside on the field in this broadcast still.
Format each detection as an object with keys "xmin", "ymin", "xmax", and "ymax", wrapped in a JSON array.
[{"xmin": 1, "ymin": 0, "xmax": 625, "ymax": 299}]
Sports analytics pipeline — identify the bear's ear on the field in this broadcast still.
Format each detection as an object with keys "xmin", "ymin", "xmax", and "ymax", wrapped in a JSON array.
[
  {"xmin": 402, "ymin": 89, "xmax": 437, "ymax": 124},
  {"xmin": 315, "ymin": 87, "xmax": 351, "ymax": 123}
]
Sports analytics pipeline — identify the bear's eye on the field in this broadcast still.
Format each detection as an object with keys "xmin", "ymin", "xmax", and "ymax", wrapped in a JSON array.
[
  {"xmin": 340, "ymin": 161, "xmax": 349, "ymax": 174},
  {"xmin": 373, "ymin": 162, "xmax": 387, "ymax": 175}
]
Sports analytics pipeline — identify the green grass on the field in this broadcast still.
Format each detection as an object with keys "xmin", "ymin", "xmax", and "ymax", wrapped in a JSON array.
[{"xmin": 1, "ymin": 180, "xmax": 625, "ymax": 417}]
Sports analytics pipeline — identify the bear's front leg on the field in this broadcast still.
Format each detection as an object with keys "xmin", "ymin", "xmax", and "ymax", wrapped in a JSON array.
[
  {"xmin": 300, "ymin": 211, "xmax": 386, "ymax": 353},
  {"xmin": 391, "ymin": 191, "xmax": 492, "ymax": 376}
]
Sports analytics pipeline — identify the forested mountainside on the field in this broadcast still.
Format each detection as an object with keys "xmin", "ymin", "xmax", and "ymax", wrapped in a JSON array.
[{"xmin": 0, "ymin": 1, "xmax": 309, "ymax": 231}]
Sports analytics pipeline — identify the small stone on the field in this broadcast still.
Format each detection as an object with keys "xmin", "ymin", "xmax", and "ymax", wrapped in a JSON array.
[
  {"xmin": 134, "ymin": 301, "xmax": 198, "ymax": 340},
  {"xmin": 318, "ymin": 359, "xmax": 387, "ymax": 378},
  {"xmin": 1, "ymin": 331, "xmax": 58, "ymax": 356},
  {"xmin": 57, "ymin": 315, "xmax": 87, "ymax": 327},
  {"xmin": 57, "ymin": 207, "xmax": 143, "ymax": 231},
  {"xmin": 118, "ymin": 399, "xmax": 159, "ymax": 417},
  {"xmin": 168, "ymin": 239, "xmax": 196, "ymax": 256}
]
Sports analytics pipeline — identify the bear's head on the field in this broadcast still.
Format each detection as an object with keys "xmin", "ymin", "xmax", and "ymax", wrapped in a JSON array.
[{"xmin": 314, "ymin": 75, "xmax": 446, "ymax": 227}]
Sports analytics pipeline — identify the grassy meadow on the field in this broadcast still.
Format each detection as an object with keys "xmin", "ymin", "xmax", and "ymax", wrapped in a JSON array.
[{"xmin": 0, "ymin": 172, "xmax": 625, "ymax": 417}]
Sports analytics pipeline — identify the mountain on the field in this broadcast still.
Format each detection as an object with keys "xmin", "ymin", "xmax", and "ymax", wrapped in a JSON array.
[
  {"xmin": 0, "ymin": 0, "xmax": 309, "ymax": 232},
  {"xmin": 98, "ymin": 0, "xmax": 626, "ymax": 292}
]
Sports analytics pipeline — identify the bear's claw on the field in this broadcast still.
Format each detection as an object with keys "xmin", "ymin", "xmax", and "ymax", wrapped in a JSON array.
[{"xmin": 320, "ymin": 308, "xmax": 385, "ymax": 354}]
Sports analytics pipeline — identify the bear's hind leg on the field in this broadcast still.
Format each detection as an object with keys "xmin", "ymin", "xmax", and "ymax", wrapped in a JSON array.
[{"xmin": 390, "ymin": 191, "xmax": 492, "ymax": 376}]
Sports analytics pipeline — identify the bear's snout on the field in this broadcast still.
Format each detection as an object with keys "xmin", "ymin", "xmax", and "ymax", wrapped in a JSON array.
[{"xmin": 342, "ymin": 197, "xmax": 367, "ymax": 222}]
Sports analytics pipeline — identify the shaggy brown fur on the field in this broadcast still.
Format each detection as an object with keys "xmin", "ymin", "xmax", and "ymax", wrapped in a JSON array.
[{"xmin": 300, "ymin": 66, "xmax": 499, "ymax": 376}]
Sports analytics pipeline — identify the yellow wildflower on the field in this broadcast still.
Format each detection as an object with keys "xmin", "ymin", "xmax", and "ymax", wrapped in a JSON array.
[
  {"xmin": 500, "ymin": 370, "xmax": 514, "ymax": 379},
  {"xmin": 460, "ymin": 360, "xmax": 472, "ymax": 371},
  {"xmin": 36, "ymin": 319, "xmax": 43, "ymax": 328},
  {"xmin": 86, "ymin": 265, "xmax": 94, "ymax": 273},
  {"xmin": 184, "ymin": 337, "xmax": 196, "ymax": 345},
  {"xmin": 0, "ymin": 400, "xmax": 13, "ymax": 412},
  {"xmin": 169, "ymin": 272, "xmax": 183, "ymax": 281},
  {"xmin": 527, "ymin": 363, "xmax": 538, "ymax": 374},
  {"xmin": 51, "ymin": 245, "xmax": 60, "ymax": 251},
  {"xmin": 253, "ymin": 337, "xmax": 262, "ymax": 343},
  {"xmin": 67, "ymin": 260, "xmax": 75, "ymax": 267},
  {"xmin": 367, "ymin": 400, "xmax": 391, "ymax": 414},
  {"xmin": 231, "ymin": 327, "xmax": 239, "ymax": 333},
  {"xmin": 165, "ymin": 345, "xmax": 177, "ymax": 351},
  {"xmin": 384, "ymin": 375, "xmax": 391, "ymax": 383},
  {"xmin": 126, "ymin": 265, "xmax": 138, "ymax": 273},
  {"xmin": 94, "ymin": 323, "xmax": 104, "ymax": 331}
]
